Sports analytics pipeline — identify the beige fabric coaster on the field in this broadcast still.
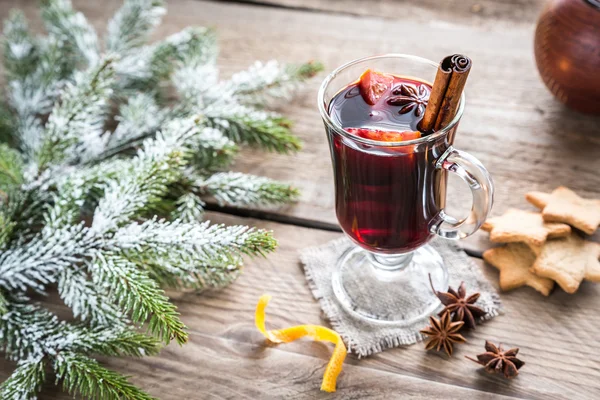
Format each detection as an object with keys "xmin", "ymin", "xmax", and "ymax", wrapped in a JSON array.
[{"xmin": 299, "ymin": 237, "xmax": 502, "ymax": 357}]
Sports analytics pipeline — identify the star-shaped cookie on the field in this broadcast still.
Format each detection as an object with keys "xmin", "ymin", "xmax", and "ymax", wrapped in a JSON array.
[
  {"xmin": 482, "ymin": 208, "xmax": 571, "ymax": 247},
  {"xmin": 530, "ymin": 233, "xmax": 600, "ymax": 294},
  {"xmin": 483, "ymin": 243, "xmax": 554, "ymax": 296},
  {"xmin": 526, "ymin": 187, "xmax": 600, "ymax": 235}
]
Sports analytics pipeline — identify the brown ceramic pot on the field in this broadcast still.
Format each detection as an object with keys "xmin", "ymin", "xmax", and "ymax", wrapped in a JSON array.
[{"xmin": 534, "ymin": 0, "xmax": 600, "ymax": 114}]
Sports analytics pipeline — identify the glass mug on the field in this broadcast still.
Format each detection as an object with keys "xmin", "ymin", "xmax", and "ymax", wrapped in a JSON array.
[{"xmin": 318, "ymin": 54, "xmax": 494, "ymax": 325}]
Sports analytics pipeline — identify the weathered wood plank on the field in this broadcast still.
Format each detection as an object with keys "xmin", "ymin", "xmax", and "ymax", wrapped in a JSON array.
[
  {"xmin": 99, "ymin": 333, "xmax": 520, "ymax": 400},
  {"xmin": 0, "ymin": 335, "xmax": 515, "ymax": 399},
  {"xmin": 213, "ymin": 0, "xmax": 546, "ymax": 25}
]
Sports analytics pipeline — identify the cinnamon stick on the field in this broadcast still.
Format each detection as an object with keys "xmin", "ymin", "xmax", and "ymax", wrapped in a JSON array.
[
  {"xmin": 420, "ymin": 57, "xmax": 453, "ymax": 132},
  {"xmin": 420, "ymin": 54, "xmax": 472, "ymax": 133}
]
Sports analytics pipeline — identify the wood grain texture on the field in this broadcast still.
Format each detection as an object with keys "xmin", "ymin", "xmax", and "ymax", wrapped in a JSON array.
[
  {"xmin": 214, "ymin": 0, "xmax": 547, "ymax": 25},
  {"xmin": 6, "ymin": 213, "xmax": 600, "ymax": 399}
]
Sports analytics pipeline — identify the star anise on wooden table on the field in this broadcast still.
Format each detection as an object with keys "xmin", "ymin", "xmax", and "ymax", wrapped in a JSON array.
[
  {"xmin": 420, "ymin": 311, "xmax": 466, "ymax": 357},
  {"xmin": 431, "ymin": 278, "xmax": 486, "ymax": 330},
  {"xmin": 466, "ymin": 341, "xmax": 525, "ymax": 379},
  {"xmin": 386, "ymin": 83, "xmax": 430, "ymax": 116}
]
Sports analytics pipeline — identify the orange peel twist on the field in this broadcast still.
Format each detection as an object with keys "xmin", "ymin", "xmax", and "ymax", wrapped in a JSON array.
[{"xmin": 255, "ymin": 294, "xmax": 347, "ymax": 392}]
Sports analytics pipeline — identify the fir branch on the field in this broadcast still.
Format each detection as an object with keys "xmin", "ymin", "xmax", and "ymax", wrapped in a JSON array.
[
  {"xmin": 0, "ymin": 357, "xmax": 45, "ymax": 400},
  {"xmin": 40, "ymin": 0, "xmax": 99, "ymax": 67},
  {"xmin": 206, "ymin": 112, "xmax": 301, "ymax": 154},
  {"xmin": 14, "ymin": 116, "xmax": 43, "ymax": 164},
  {"xmin": 44, "ymin": 173, "xmax": 91, "ymax": 230},
  {"xmin": 115, "ymin": 27, "xmax": 217, "ymax": 95},
  {"xmin": 0, "ymin": 144, "xmax": 24, "ymax": 192},
  {"xmin": 6, "ymin": 37, "xmax": 74, "ymax": 159},
  {"xmin": 0, "ymin": 290, "xmax": 8, "ymax": 316},
  {"xmin": 55, "ymin": 352, "xmax": 156, "ymax": 400},
  {"xmin": 106, "ymin": 0, "xmax": 166, "ymax": 55},
  {"xmin": 2, "ymin": 10, "xmax": 39, "ymax": 81},
  {"xmin": 36, "ymin": 56, "xmax": 115, "ymax": 171},
  {"xmin": 90, "ymin": 133, "xmax": 187, "ymax": 234},
  {"xmin": 0, "ymin": 298, "xmax": 160, "ymax": 361},
  {"xmin": 109, "ymin": 218, "xmax": 276, "ymax": 290},
  {"xmin": 196, "ymin": 171, "xmax": 299, "ymax": 207},
  {"xmin": 0, "ymin": 1, "xmax": 320, "ymax": 396},
  {"xmin": 92, "ymin": 253, "xmax": 188, "ymax": 345},
  {"xmin": 173, "ymin": 192, "xmax": 205, "ymax": 223},
  {"xmin": 0, "ymin": 224, "xmax": 92, "ymax": 293},
  {"xmin": 101, "ymin": 92, "xmax": 168, "ymax": 158},
  {"xmin": 0, "ymin": 103, "xmax": 16, "ymax": 148},
  {"xmin": 84, "ymin": 329, "xmax": 160, "ymax": 358},
  {"xmin": 189, "ymin": 127, "xmax": 238, "ymax": 171},
  {"xmin": 225, "ymin": 60, "xmax": 324, "ymax": 107},
  {"xmin": 7, "ymin": 36, "xmax": 73, "ymax": 118},
  {"xmin": 0, "ymin": 187, "xmax": 49, "ymax": 242},
  {"xmin": 172, "ymin": 63, "xmax": 219, "ymax": 101},
  {"xmin": 0, "ymin": 212, "xmax": 16, "ymax": 251},
  {"xmin": 151, "ymin": 27, "xmax": 217, "ymax": 77},
  {"xmin": 111, "ymin": 45, "xmax": 151, "ymax": 88},
  {"xmin": 111, "ymin": 218, "xmax": 277, "ymax": 272},
  {"xmin": 57, "ymin": 267, "xmax": 125, "ymax": 327},
  {"xmin": 0, "ymin": 300, "xmax": 56, "ymax": 361}
]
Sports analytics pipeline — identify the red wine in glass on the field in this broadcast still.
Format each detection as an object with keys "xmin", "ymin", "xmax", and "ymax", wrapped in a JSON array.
[{"xmin": 327, "ymin": 70, "xmax": 449, "ymax": 254}]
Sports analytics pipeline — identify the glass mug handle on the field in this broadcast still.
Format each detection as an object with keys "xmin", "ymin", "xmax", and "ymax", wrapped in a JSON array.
[{"xmin": 431, "ymin": 146, "xmax": 494, "ymax": 239}]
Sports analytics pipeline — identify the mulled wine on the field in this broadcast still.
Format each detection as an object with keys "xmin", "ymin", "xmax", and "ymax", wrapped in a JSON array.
[
  {"xmin": 327, "ymin": 70, "xmax": 451, "ymax": 254},
  {"xmin": 319, "ymin": 54, "xmax": 493, "ymax": 325}
]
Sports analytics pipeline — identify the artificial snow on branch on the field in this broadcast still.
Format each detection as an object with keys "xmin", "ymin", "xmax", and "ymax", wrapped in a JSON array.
[{"xmin": 0, "ymin": 0, "xmax": 322, "ymax": 397}]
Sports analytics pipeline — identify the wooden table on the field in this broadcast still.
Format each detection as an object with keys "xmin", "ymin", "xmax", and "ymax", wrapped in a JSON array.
[{"xmin": 2, "ymin": 0, "xmax": 600, "ymax": 398}]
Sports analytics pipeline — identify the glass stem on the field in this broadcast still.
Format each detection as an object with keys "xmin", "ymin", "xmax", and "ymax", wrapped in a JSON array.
[{"xmin": 368, "ymin": 252, "xmax": 414, "ymax": 272}]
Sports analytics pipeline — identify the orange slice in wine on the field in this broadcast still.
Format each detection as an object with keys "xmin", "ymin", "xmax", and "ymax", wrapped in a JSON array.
[
  {"xmin": 255, "ymin": 294, "xmax": 347, "ymax": 392},
  {"xmin": 358, "ymin": 69, "xmax": 394, "ymax": 105},
  {"xmin": 345, "ymin": 127, "xmax": 421, "ymax": 142}
]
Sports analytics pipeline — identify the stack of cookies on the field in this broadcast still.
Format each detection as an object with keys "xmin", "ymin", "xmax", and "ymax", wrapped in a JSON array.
[{"xmin": 482, "ymin": 187, "xmax": 600, "ymax": 296}]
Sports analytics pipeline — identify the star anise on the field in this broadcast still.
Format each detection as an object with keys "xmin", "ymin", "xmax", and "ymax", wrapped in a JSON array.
[
  {"xmin": 386, "ymin": 83, "xmax": 430, "ymax": 117},
  {"xmin": 430, "ymin": 278, "xmax": 486, "ymax": 330},
  {"xmin": 466, "ymin": 341, "xmax": 525, "ymax": 379},
  {"xmin": 420, "ymin": 311, "xmax": 466, "ymax": 356}
]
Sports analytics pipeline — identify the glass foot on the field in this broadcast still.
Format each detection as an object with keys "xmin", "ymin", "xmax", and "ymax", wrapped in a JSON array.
[{"xmin": 332, "ymin": 244, "xmax": 448, "ymax": 326}]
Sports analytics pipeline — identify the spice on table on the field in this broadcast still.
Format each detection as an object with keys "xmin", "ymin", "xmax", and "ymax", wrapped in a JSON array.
[
  {"xmin": 420, "ymin": 311, "xmax": 466, "ymax": 356},
  {"xmin": 255, "ymin": 294, "xmax": 347, "ymax": 392},
  {"xmin": 466, "ymin": 341, "xmax": 525, "ymax": 379},
  {"xmin": 430, "ymin": 277, "xmax": 486, "ymax": 330}
]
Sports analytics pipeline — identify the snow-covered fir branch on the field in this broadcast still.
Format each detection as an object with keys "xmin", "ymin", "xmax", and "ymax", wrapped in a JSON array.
[
  {"xmin": 173, "ymin": 192, "xmax": 205, "ymax": 223},
  {"xmin": 54, "ymin": 352, "xmax": 156, "ymax": 400},
  {"xmin": 0, "ymin": 224, "xmax": 92, "ymax": 293},
  {"xmin": 204, "ymin": 103, "xmax": 303, "ymax": 154},
  {"xmin": 1, "ymin": 10, "xmax": 38, "ymax": 81},
  {"xmin": 0, "ymin": 357, "xmax": 45, "ymax": 400},
  {"xmin": 40, "ymin": 0, "xmax": 99, "ymax": 67},
  {"xmin": 35, "ymin": 56, "xmax": 114, "ymax": 171},
  {"xmin": 194, "ymin": 171, "xmax": 300, "ymax": 207},
  {"xmin": 57, "ymin": 267, "xmax": 126, "ymax": 327},
  {"xmin": 0, "ymin": 297, "xmax": 159, "ymax": 399},
  {"xmin": 221, "ymin": 59, "xmax": 324, "ymax": 107},
  {"xmin": 106, "ymin": 0, "xmax": 166, "ymax": 55},
  {"xmin": 0, "ymin": 0, "xmax": 321, "ymax": 396},
  {"xmin": 104, "ymin": 92, "xmax": 168, "ymax": 155}
]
